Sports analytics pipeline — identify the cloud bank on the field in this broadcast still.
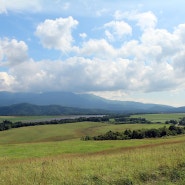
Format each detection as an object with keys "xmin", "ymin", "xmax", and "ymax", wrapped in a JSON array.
[{"xmin": 0, "ymin": 11, "xmax": 185, "ymax": 100}]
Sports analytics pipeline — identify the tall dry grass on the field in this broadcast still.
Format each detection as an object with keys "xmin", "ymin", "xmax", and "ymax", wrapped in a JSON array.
[{"xmin": 0, "ymin": 140, "xmax": 185, "ymax": 185}]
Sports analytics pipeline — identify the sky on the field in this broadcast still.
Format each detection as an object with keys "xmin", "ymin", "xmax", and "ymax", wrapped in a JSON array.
[{"xmin": 1, "ymin": 0, "xmax": 185, "ymax": 106}]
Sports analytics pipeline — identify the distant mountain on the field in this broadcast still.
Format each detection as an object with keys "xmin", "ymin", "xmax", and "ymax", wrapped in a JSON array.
[
  {"xmin": 0, "ymin": 91, "xmax": 180, "ymax": 114},
  {"xmin": 0, "ymin": 103, "xmax": 109, "ymax": 116},
  {"xmin": 173, "ymin": 106, "xmax": 185, "ymax": 113}
]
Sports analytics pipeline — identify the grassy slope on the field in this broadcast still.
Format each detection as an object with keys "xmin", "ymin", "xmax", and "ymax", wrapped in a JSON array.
[
  {"xmin": 0, "ymin": 135, "xmax": 185, "ymax": 159},
  {"xmin": 1, "ymin": 137, "xmax": 185, "ymax": 184},
  {"xmin": 0, "ymin": 122, "xmax": 167, "ymax": 144},
  {"xmin": 1, "ymin": 114, "xmax": 185, "ymax": 184},
  {"xmin": 0, "ymin": 121, "xmax": 178, "ymax": 160}
]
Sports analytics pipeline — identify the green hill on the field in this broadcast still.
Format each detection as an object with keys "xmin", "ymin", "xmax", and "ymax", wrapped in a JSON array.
[{"xmin": 0, "ymin": 121, "xmax": 167, "ymax": 144}]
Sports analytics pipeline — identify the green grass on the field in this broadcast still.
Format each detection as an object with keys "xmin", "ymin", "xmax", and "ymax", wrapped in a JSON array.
[
  {"xmin": 0, "ymin": 115, "xmax": 70, "ymax": 123},
  {"xmin": 1, "ymin": 113, "xmax": 184, "ymax": 123},
  {"xmin": 0, "ymin": 139, "xmax": 185, "ymax": 184},
  {"xmin": 0, "ymin": 114, "xmax": 185, "ymax": 184},
  {"xmin": 0, "ymin": 120, "xmax": 182, "ymax": 160},
  {"xmin": 92, "ymin": 123, "xmax": 167, "ymax": 134},
  {"xmin": 0, "ymin": 122, "xmax": 167, "ymax": 144},
  {"xmin": 0, "ymin": 122, "xmax": 106, "ymax": 144},
  {"xmin": 130, "ymin": 113, "xmax": 185, "ymax": 123},
  {"xmin": 0, "ymin": 135, "xmax": 185, "ymax": 159}
]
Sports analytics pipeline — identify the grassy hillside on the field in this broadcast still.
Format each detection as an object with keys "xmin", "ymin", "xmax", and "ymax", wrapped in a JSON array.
[
  {"xmin": 0, "ymin": 114, "xmax": 185, "ymax": 184},
  {"xmin": 0, "ymin": 122, "xmax": 167, "ymax": 144},
  {"xmin": 0, "ymin": 136, "xmax": 185, "ymax": 184}
]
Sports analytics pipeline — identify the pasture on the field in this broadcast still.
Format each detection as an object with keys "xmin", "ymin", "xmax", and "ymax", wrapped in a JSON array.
[
  {"xmin": 0, "ymin": 114, "xmax": 185, "ymax": 184},
  {"xmin": 0, "ymin": 121, "xmax": 167, "ymax": 144},
  {"xmin": 130, "ymin": 113, "xmax": 185, "ymax": 123},
  {"xmin": 0, "ymin": 115, "xmax": 65, "ymax": 123}
]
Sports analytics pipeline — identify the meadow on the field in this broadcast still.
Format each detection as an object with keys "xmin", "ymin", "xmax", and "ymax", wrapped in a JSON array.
[
  {"xmin": 0, "ymin": 115, "xmax": 65, "ymax": 123},
  {"xmin": 130, "ymin": 113, "xmax": 185, "ymax": 123},
  {"xmin": 0, "ymin": 114, "xmax": 185, "ymax": 184}
]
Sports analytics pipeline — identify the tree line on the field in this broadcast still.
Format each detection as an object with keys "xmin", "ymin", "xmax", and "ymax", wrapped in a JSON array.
[
  {"xmin": 82, "ymin": 125, "xmax": 185, "ymax": 141},
  {"xmin": 165, "ymin": 117, "xmax": 185, "ymax": 125},
  {"xmin": 0, "ymin": 115, "xmax": 152, "ymax": 131},
  {"xmin": 0, "ymin": 116, "xmax": 109, "ymax": 131},
  {"xmin": 179, "ymin": 117, "xmax": 185, "ymax": 125},
  {"xmin": 114, "ymin": 116, "xmax": 151, "ymax": 124}
]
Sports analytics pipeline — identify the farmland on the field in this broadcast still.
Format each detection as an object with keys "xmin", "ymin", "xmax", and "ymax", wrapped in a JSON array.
[{"xmin": 0, "ymin": 114, "xmax": 185, "ymax": 184}]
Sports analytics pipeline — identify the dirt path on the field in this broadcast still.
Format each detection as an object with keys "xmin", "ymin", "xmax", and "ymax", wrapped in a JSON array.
[{"xmin": 88, "ymin": 139, "xmax": 185, "ymax": 156}]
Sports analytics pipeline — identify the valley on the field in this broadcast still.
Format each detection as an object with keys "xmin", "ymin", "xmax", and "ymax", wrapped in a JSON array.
[{"xmin": 0, "ymin": 113, "xmax": 185, "ymax": 184}]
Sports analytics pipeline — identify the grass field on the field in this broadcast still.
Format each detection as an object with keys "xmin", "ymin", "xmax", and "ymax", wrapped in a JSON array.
[
  {"xmin": 0, "ymin": 122, "xmax": 167, "ymax": 144},
  {"xmin": 130, "ymin": 113, "xmax": 185, "ymax": 123},
  {"xmin": 0, "ymin": 136, "xmax": 185, "ymax": 184},
  {"xmin": 0, "ymin": 115, "xmax": 67, "ymax": 123},
  {"xmin": 0, "ymin": 114, "xmax": 185, "ymax": 184}
]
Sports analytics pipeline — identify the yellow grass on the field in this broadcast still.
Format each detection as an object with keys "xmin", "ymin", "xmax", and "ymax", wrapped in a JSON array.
[{"xmin": 0, "ymin": 140, "xmax": 185, "ymax": 185}]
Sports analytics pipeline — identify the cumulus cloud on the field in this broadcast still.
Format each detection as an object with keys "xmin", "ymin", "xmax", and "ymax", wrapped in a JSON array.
[
  {"xmin": 0, "ymin": 72, "xmax": 15, "ymax": 91},
  {"xmin": 35, "ymin": 17, "xmax": 78, "ymax": 53},
  {"xmin": 174, "ymin": 24, "xmax": 185, "ymax": 43},
  {"xmin": 2, "ymin": 10, "xmax": 185, "ymax": 96},
  {"xmin": 79, "ymin": 33, "xmax": 87, "ymax": 39},
  {"xmin": 104, "ymin": 20, "xmax": 132, "ymax": 41},
  {"xmin": 134, "ymin": 11, "xmax": 157, "ymax": 30},
  {"xmin": 2, "ymin": 55, "xmax": 178, "ymax": 93},
  {"xmin": 79, "ymin": 39, "xmax": 116, "ymax": 58},
  {"xmin": 5, "ymin": 57, "xmax": 130, "ymax": 92},
  {"xmin": 0, "ymin": 38, "xmax": 28, "ymax": 66},
  {"xmin": 114, "ymin": 10, "xmax": 157, "ymax": 30}
]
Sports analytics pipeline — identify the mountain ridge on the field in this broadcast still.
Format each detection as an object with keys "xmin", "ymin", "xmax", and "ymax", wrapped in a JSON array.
[
  {"xmin": 0, "ymin": 103, "xmax": 110, "ymax": 116},
  {"xmin": 0, "ymin": 91, "xmax": 181, "ymax": 114}
]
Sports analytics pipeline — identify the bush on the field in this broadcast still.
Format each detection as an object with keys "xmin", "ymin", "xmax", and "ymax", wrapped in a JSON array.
[{"xmin": 85, "ymin": 125, "xmax": 185, "ymax": 141}]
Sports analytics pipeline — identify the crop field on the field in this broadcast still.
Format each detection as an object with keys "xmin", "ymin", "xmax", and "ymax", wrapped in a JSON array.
[{"xmin": 0, "ymin": 114, "xmax": 185, "ymax": 184}]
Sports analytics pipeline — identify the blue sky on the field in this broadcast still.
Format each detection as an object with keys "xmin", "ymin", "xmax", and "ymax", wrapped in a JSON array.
[{"xmin": 1, "ymin": 0, "xmax": 185, "ymax": 106}]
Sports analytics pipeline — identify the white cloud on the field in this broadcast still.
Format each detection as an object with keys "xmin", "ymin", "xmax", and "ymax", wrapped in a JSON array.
[
  {"xmin": 5, "ymin": 57, "xmax": 128, "ymax": 92},
  {"xmin": 2, "ymin": 53, "xmax": 178, "ymax": 93},
  {"xmin": 0, "ymin": 0, "xmax": 42, "ymax": 13},
  {"xmin": 79, "ymin": 33, "xmax": 87, "ymax": 39},
  {"xmin": 0, "ymin": 72, "xmax": 15, "ymax": 91},
  {"xmin": 114, "ymin": 11, "xmax": 157, "ymax": 30},
  {"xmin": 35, "ymin": 17, "xmax": 78, "ymax": 53},
  {"xmin": 135, "ymin": 11, "xmax": 157, "ymax": 30},
  {"xmin": 79, "ymin": 39, "xmax": 116, "ymax": 58},
  {"xmin": 2, "ymin": 10, "xmax": 185, "ymax": 100},
  {"xmin": 141, "ymin": 29, "xmax": 180, "ymax": 63},
  {"xmin": 0, "ymin": 0, "xmax": 6, "ymax": 13},
  {"xmin": 104, "ymin": 30, "xmax": 114, "ymax": 42},
  {"xmin": 0, "ymin": 38, "xmax": 28, "ymax": 66},
  {"xmin": 174, "ymin": 24, "xmax": 185, "ymax": 43},
  {"xmin": 104, "ymin": 20, "xmax": 132, "ymax": 41}
]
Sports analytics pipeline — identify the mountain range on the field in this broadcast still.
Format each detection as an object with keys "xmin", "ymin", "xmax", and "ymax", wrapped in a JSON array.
[{"xmin": 0, "ymin": 91, "xmax": 185, "ymax": 115}]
